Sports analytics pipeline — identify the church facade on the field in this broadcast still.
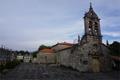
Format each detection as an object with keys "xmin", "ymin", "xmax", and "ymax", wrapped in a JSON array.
[{"xmin": 54, "ymin": 4, "xmax": 112, "ymax": 72}]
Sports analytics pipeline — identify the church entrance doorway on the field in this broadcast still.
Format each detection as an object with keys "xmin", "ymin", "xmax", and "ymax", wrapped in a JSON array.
[{"xmin": 91, "ymin": 58, "xmax": 100, "ymax": 72}]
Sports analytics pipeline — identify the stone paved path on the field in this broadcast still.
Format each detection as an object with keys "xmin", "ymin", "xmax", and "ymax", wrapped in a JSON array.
[{"xmin": 1, "ymin": 63, "xmax": 120, "ymax": 80}]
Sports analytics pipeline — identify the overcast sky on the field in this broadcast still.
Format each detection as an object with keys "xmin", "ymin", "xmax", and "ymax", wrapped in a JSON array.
[{"xmin": 0, "ymin": 0, "xmax": 120, "ymax": 51}]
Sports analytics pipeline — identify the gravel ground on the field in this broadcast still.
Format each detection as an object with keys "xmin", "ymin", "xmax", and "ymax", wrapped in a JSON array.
[{"xmin": 1, "ymin": 63, "xmax": 119, "ymax": 80}]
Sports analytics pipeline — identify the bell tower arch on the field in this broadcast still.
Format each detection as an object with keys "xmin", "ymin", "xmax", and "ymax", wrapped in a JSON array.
[{"xmin": 82, "ymin": 3, "xmax": 102, "ymax": 44}]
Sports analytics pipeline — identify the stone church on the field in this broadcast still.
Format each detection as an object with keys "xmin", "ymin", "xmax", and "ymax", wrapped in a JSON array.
[
  {"xmin": 54, "ymin": 3, "xmax": 112, "ymax": 72},
  {"xmin": 36, "ymin": 3, "xmax": 112, "ymax": 72}
]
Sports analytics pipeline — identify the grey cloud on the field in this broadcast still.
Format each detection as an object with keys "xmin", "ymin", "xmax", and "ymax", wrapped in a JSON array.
[{"xmin": 0, "ymin": 0, "xmax": 119, "ymax": 51}]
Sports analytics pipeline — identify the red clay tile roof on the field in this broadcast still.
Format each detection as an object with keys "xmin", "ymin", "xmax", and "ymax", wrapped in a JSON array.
[
  {"xmin": 58, "ymin": 42, "xmax": 73, "ymax": 46},
  {"xmin": 111, "ymin": 56, "xmax": 120, "ymax": 61},
  {"xmin": 52, "ymin": 42, "xmax": 73, "ymax": 47},
  {"xmin": 60, "ymin": 45, "xmax": 72, "ymax": 48},
  {"xmin": 40, "ymin": 48, "xmax": 54, "ymax": 53}
]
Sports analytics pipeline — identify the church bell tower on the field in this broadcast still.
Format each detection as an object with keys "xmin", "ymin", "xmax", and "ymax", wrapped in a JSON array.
[{"xmin": 83, "ymin": 3, "xmax": 102, "ymax": 43}]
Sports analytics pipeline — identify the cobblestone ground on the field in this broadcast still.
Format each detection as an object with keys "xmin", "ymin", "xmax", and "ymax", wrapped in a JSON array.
[{"xmin": 1, "ymin": 63, "xmax": 120, "ymax": 80}]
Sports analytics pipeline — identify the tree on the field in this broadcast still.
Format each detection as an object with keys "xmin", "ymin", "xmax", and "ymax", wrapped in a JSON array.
[
  {"xmin": 38, "ymin": 45, "xmax": 51, "ymax": 51},
  {"xmin": 109, "ymin": 41, "xmax": 120, "ymax": 56},
  {"xmin": 32, "ymin": 51, "xmax": 38, "ymax": 58}
]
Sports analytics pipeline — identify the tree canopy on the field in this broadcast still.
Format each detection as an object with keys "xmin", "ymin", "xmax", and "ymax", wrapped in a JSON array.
[
  {"xmin": 38, "ymin": 45, "xmax": 51, "ymax": 51},
  {"xmin": 109, "ymin": 41, "xmax": 120, "ymax": 56}
]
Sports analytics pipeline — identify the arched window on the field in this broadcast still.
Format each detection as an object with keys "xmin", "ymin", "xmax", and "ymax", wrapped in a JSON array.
[
  {"xmin": 95, "ymin": 22, "xmax": 98, "ymax": 25},
  {"xmin": 89, "ymin": 21, "xmax": 92, "ymax": 34},
  {"xmin": 89, "ymin": 21, "xmax": 92, "ymax": 28},
  {"xmin": 94, "ymin": 22, "xmax": 98, "ymax": 34},
  {"xmin": 95, "ymin": 22, "xmax": 98, "ymax": 28}
]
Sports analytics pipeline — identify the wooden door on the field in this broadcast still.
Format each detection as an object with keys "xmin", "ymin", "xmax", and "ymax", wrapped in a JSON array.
[{"xmin": 91, "ymin": 58, "xmax": 100, "ymax": 72}]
